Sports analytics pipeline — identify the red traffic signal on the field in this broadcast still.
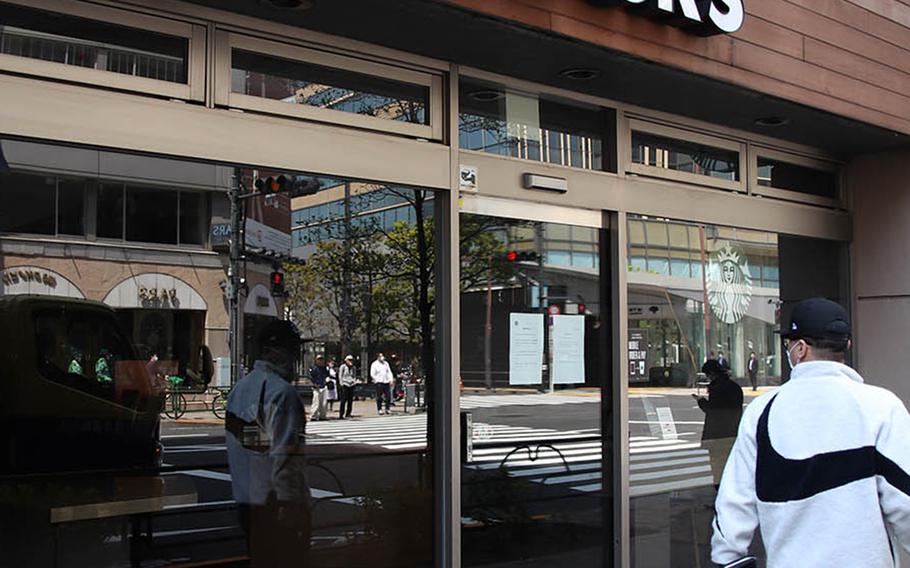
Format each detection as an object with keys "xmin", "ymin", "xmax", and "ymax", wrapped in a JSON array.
[
  {"xmin": 254, "ymin": 175, "xmax": 320, "ymax": 197},
  {"xmin": 254, "ymin": 175, "xmax": 288, "ymax": 194},
  {"xmin": 502, "ymin": 250, "xmax": 539, "ymax": 262},
  {"xmin": 270, "ymin": 271, "xmax": 285, "ymax": 296}
]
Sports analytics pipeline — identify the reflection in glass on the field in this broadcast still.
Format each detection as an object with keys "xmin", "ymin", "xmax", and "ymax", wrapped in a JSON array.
[
  {"xmin": 757, "ymin": 157, "xmax": 838, "ymax": 199},
  {"xmin": 232, "ymin": 49, "xmax": 430, "ymax": 125},
  {"xmin": 0, "ymin": 171, "xmax": 56, "ymax": 234},
  {"xmin": 286, "ymin": 178, "xmax": 438, "ymax": 567},
  {"xmin": 458, "ymin": 213, "xmax": 608, "ymax": 566},
  {"xmin": 459, "ymin": 78, "xmax": 608, "ymax": 170},
  {"xmin": 632, "ymin": 131, "xmax": 739, "ymax": 181},
  {"xmin": 1, "ymin": 158, "xmax": 439, "ymax": 567},
  {"xmin": 57, "ymin": 179, "xmax": 85, "ymax": 236},
  {"xmin": 626, "ymin": 215, "xmax": 849, "ymax": 566},
  {"xmin": 0, "ymin": 2, "xmax": 188, "ymax": 83},
  {"xmin": 126, "ymin": 186, "xmax": 178, "ymax": 245}
]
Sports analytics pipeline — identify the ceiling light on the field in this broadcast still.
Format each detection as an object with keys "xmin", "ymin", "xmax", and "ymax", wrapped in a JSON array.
[
  {"xmin": 559, "ymin": 68, "xmax": 601, "ymax": 81},
  {"xmin": 467, "ymin": 90, "xmax": 505, "ymax": 102},
  {"xmin": 754, "ymin": 116, "xmax": 789, "ymax": 127}
]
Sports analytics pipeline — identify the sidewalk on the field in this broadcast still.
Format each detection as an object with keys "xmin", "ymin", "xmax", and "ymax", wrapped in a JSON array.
[{"xmin": 163, "ymin": 396, "xmax": 422, "ymax": 426}]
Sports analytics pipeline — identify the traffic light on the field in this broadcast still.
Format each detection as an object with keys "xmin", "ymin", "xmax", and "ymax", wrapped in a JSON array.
[
  {"xmin": 255, "ymin": 175, "xmax": 288, "ymax": 194},
  {"xmin": 270, "ymin": 271, "xmax": 285, "ymax": 297},
  {"xmin": 503, "ymin": 250, "xmax": 540, "ymax": 262},
  {"xmin": 254, "ymin": 175, "xmax": 320, "ymax": 197}
]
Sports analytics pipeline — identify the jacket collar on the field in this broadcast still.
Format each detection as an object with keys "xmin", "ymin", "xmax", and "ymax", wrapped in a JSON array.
[{"xmin": 789, "ymin": 360, "xmax": 864, "ymax": 384}]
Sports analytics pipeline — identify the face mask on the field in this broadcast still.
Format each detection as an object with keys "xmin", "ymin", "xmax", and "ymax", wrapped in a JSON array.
[{"xmin": 786, "ymin": 342, "xmax": 800, "ymax": 370}]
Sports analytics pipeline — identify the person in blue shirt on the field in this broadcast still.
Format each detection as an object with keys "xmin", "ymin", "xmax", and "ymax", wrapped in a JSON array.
[{"xmin": 226, "ymin": 319, "xmax": 310, "ymax": 567}]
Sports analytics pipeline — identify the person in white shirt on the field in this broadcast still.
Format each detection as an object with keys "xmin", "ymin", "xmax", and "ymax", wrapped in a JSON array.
[
  {"xmin": 370, "ymin": 352, "xmax": 394, "ymax": 415},
  {"xmin": 712, "ymin": 298, "xmax": 910, "ymax": 568}
]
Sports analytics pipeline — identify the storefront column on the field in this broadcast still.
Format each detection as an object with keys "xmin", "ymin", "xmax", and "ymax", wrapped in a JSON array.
[
  {"xmin": 612, "ymin": 211, "xmax": 631, "ymax": 568},
  {"xmin": 434, "ymin": 63, "xmax": 461, "ymax": 568}
]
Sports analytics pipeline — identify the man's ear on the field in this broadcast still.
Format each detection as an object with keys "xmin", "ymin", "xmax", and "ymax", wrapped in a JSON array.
[{"xmin": 847, "ymin": 338, "xmax": 853, "ymax": 351}]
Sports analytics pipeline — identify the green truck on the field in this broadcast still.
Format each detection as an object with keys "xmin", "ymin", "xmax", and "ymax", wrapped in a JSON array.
[{"xmin": 0, "ymin": 295, "xmax": 168, "ymax": 473}]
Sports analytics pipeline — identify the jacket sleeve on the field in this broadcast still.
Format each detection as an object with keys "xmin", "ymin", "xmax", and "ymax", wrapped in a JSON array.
[
  {"xmin": 711, "ymin": 403, "xmax": 761, "ymax": 565},
  {"xmin": 370, "ymin": 361, "xmax": 380, "ymax": 381},
  {"xmin": 269, "ymin": 388, "xmax": 308, "ymax": 503},
  {"xmin": 875, "ymin": 395, "xmax": 910, "ymax": 552}
]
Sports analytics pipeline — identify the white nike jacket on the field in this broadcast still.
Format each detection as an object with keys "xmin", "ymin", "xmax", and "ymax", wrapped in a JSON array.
[{"xmin": 712, "ymin": 361, "xmax": 910, "ymax": 567}]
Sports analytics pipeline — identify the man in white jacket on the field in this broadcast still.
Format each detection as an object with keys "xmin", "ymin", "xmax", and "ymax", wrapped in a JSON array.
[
  {"xmin": 712, "ymin": 297, "xmax": 910, "ymax": 567},
  {"xmin": 370, "ymin": 352, "xmax": 394, "ymax": 415}
]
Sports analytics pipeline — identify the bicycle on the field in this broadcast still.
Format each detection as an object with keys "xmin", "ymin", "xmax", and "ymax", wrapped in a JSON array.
[
  {"xmin": 211, "ymin": 387, "xmax": 229, "ymax": 419},
  {"xmin": 162, "ymin": 375, "xmax": 189, "ymax": 419}
]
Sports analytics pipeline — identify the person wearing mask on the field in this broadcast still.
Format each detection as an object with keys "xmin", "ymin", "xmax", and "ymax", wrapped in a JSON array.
[
  {"xmin": 370, "ymin": 352, "xmax": 394, "ymax": 415},
  {"xmin": 694, "ymin": 359, "xmax": 743, "ymax": 489},
  {"xmin": 338, "ymin": 355, "xmax": 357, "ymax": 419},
  {"xmin": 712, "ymin": 298, "xmax": 910, "ymax": 567},
  {"xmin": 747, "ymin": 351, "xmax": 759, "ymax": 391},
  {"xmin": 225, "ymin": 320, "xmax": 310, "ymax": 567},
  {"xmin": 309, "ymin": 355, "xmax": 330, "ymax": 421}
]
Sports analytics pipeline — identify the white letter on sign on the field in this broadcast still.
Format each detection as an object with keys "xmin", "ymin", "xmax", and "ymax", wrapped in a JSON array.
[
  {"xmin": 658, "ymin": 0, "xmax": 702, "ymax": 21},
  {"xmin": 709, "ymin": 0, "xmax": 744, "ymax": 33}
]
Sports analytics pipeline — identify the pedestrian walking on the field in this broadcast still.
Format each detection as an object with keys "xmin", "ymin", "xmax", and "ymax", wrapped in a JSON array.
[
  {"xmin": 338, "ymin": 355, "xmax": 357, "ymax": 419},
  {"xmin": 747, "ymin": 351, "xmax": 759, "ymax": 391},
  {"xmin": 712, "ymin": 298, "xmax": 910, "ymax": 568},
  {"xmin": 326, "ymin": 357, "xmax": 338, "ymax": 413},
  {"xmin": 225, "ymin": 320, "xmax": 311, "ymax": 568},
  {"xmin": 716, "ymin": 350, "xmax": 729, "ymax": 370},
  {"xmin": 309, "ymin": 355, "xmax": 330, "ymax": 421},
  {"xmin": 370, "ymin": 352, "xmax": 394, "ymax": 415},
  {"xmin": 693, "ymin": 359, "xmax": 743, "ymax": 489}
]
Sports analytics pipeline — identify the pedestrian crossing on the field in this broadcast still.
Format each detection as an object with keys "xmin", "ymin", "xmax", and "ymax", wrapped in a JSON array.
[
  {"xmin": 306, "ymin": 414, "xmax": 430, "ymax": 450},
  {"xmin": 305, "ymin": 414, "xmax": 714, "ymax": 498},
  {"xmin": 467, "ymin": 434, "xmax": 713, "ymax": 498},
  {"xmin": 305, "ymin": 414, "xmax": 599, "ymax": 450}
]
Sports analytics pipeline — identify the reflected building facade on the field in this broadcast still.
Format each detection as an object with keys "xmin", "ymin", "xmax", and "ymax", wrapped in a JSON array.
[{"xmin": 0, "ymin": 1, "xmax": 906, "ymax": 567}]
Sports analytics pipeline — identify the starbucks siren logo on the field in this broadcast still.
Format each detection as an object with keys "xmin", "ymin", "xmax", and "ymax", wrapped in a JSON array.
[{"xmin": 706, "ymin": 244, "xmax": 752, "ymax": 324}]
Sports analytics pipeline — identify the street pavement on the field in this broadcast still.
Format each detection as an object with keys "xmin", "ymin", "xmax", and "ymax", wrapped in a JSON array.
[{"xmin": 140, "ymin": 387, "xmax": 773, "ymax": 565}]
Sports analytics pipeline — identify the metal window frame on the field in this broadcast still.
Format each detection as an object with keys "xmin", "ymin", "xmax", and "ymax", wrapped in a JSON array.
[
  {"xmin": 214, "ymin": 30, "xmax": 444, "ymax": 141},
  {"xmin": 749, "ymin": 145, "xmax": 844, "ymax": 208},
  {"xmin": 0, "ymin": 0, "xmax": 205, "ymax": 101},
  {"xmin": 624, "ymin": 118, "xmax": 747, "ymax": 193}
]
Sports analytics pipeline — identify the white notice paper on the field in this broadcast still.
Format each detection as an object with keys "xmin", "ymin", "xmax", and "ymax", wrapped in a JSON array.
[
  {"xmin": 509, "ymin": 313, "xmax": 544, "ymax": 385},
  {"xmin": 552, "ymin": 315, "xmax": 585, "ymax": 385}
]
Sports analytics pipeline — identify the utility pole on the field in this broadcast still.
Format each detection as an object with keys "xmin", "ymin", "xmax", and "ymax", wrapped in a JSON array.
[
  {"xmin": 341, "ymin": 181, "xmax": 352, "ymax": 357},
  {"xmin": 228, "ymin": 174, "xmax": 245, "ymax": 386},
  {"xmin": 484, "ymin": 255, "xmax": 493, "ymax": 391}
]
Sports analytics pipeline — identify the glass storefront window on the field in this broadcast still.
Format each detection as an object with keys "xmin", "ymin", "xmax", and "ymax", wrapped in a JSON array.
[
  {"xmin": 231, "ymin": 49, "xmax": 430, "ymax": 125},
  {"xmin": 757, "ymin": 157, "xmax": 839, "ymax": 199},
  {"xmin": 0, "ymin": 171, "xmax": 55, "ymax": 234},
  {"xmin": 626, "ymin": 214, "xmax": 848, "ymax": 567},
  {"xmin": 96, "ymin": 183, "xmax": 124, "ymax": 239},
  {"xmin": 458, "ymin": 212, "xmax": 610, "ymax": 566},
  {"xmin": 459, "ymin": 78, "xmax": 612, "ymax": 171},
  {"xmin": 57, "ymin": 178, "xmax": 85, "ymax": 236},
  {"xmin": 632, "ymin": 131, "xmax": 739, "ymax": 181},
  {"xmin": 0, "ymin": 2, "xmax": 188, "ymax": 83},
  {"xmin": 126, "ymin": 186, "xmax": 179, "ymax": 245},
  {"xmin": 1, "ymin": 143, "xmax": 442, "ymax": 567}
]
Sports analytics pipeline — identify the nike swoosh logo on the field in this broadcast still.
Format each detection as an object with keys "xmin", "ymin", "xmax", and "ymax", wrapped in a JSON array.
[{"xmin": 756, "ymin": 395, "xmax": 910, "ymax": 502}]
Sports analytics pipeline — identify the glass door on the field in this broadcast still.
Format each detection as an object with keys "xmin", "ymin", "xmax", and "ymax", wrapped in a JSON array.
[{"xmin": 458, "ymin": 198, "xmax": 612, "ymax": 567}]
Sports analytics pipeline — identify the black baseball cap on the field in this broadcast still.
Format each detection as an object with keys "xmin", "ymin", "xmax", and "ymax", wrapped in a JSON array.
[
  {"xmin": 781, "ymin": 297, "xmax": 851, "ymax": 341},
  {"xmin": 258, "ymin": 319, "xmax": 301, "ymax": 352}
]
